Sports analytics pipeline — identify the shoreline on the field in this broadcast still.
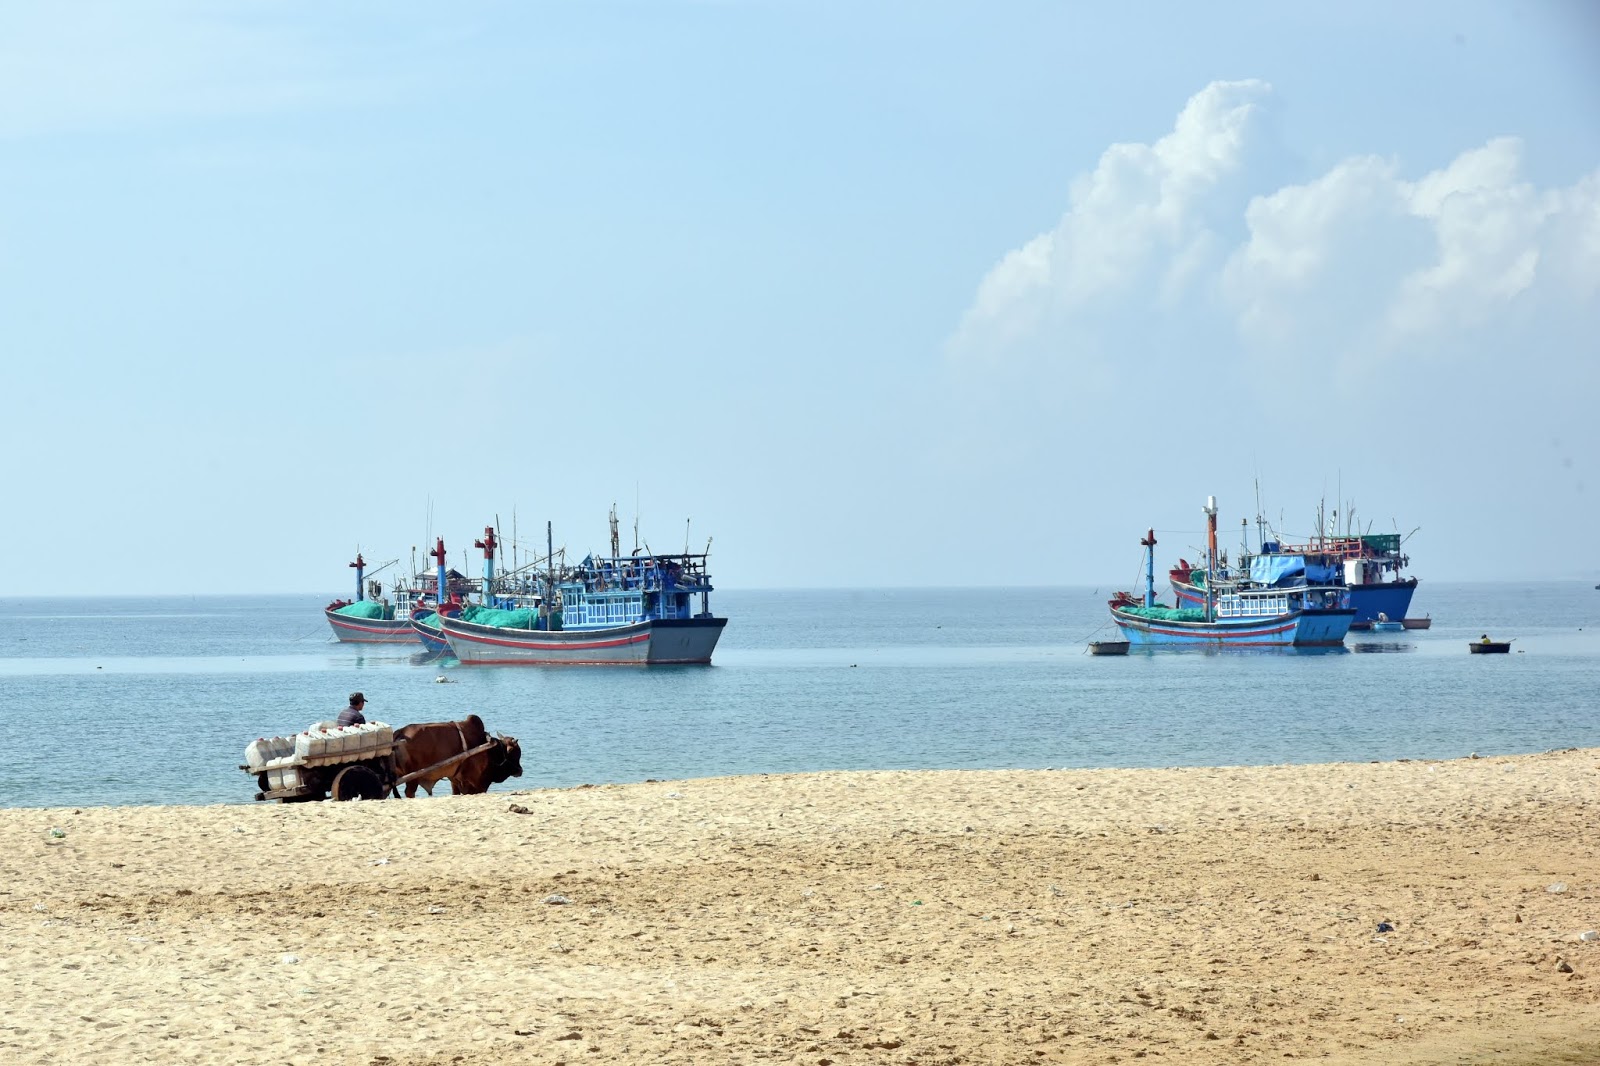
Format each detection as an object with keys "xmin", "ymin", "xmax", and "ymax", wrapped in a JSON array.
[{"xmin": 5, "ymin": 750, "xmax": 1599, "ymax": 1063}]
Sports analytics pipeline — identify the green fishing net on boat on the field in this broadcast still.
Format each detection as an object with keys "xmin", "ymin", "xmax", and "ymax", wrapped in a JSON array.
[
  {"xmin": 453, "ymin": 605, "xmax": 564, "ymax": 630},
  {"xmin": 456, "ymin": 605, "xmax": 538, "ymax": 628},
  {"xmin": 333, "ymin": 601, "xmax": 393, "ymax": 620},
  {"xmin": 1117, "ymin": 605, "xmax": 1207, "ymax": 622}
]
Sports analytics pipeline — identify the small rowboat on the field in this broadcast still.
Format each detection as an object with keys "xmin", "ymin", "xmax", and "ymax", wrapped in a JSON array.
[
  {"xmin": 1401, "ymin": 616, "xmax": 1432, "ymax": 630},
  {"xmin": 1088, "ymin": 640, "xmax": 1130, "ymax": 656},
  {"xmin": 1469, "ymin": 641, "xmax": 1511, "ymax": 654}
]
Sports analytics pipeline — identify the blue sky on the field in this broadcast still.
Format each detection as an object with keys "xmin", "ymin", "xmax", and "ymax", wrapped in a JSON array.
[{"xmin": 2, "ymin": 1, "xmax": 1597, "ymax": 595}]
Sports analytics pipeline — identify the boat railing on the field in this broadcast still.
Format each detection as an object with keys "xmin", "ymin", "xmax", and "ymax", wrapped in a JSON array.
[{"xmin": 1216, "ymin": 591, "xmax": 1291, "ymax": 618}]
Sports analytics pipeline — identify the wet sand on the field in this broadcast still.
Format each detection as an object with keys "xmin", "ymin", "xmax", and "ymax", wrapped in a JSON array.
[{"xmin": 4, "ymin": 749, "xmax": 1599, "ymax": 1064}]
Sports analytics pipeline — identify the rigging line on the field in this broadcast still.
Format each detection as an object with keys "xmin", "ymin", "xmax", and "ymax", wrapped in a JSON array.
[{"xmin": 1072, "ymin": 615, "xmax": 1121, "ymax": 649}]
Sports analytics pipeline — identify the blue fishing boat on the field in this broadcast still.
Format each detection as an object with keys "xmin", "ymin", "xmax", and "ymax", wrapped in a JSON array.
[
  {"xmin": 1169, "ymin": 515, "xmax": 1418, "ymax": 627},
  {"xmin": 1111, "ymin": 498, "xmax": 1355, "ymax": 648},
  {"xmin": 440, "ymin": 513, "xmax": 727, "ymax": 665}
]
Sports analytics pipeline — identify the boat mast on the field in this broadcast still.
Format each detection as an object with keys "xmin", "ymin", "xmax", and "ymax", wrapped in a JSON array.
[
  {"xmin": 349, "ymin": 553, "xmax": 366, "ymax": 602},
  {"xmin": 1204, "ymin": 495, "xmax": 1219, "ymax": 622},
  {"xmin": 610, "ymin": 504, "xmax": 620, "ymax": 559},
  {"xmin": 1141, "ymin": 529, "xmax": 1158, "ymax": 607},
  {"xmin": 429, "ymin": 537, "xmax": 447, "ymax": 608},
  {"xmin": 475, "ymin": 526, "xmax": 496, "ymax": 606},
  {"xmin": 547, "ymin": 520, "xmax": 555, "ymax": 622}
]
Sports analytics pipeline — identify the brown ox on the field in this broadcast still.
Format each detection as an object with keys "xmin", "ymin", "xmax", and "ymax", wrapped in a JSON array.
[{"xmin": 391, "ymin": 714, "xmax": 523, "ymax": 797}]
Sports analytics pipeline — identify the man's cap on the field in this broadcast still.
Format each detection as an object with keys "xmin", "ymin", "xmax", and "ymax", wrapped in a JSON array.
[{"xmin": 350, "ymin": 692, "xmax": 366, "ymax": 705}]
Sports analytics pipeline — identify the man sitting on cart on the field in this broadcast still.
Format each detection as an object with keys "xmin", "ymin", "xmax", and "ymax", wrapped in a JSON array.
[{"xmin": 337, "ymin": 692, "xmax": 368, "ymax": 727}]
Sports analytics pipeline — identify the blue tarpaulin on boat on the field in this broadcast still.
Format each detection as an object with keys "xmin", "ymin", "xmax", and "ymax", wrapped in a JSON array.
[
  {"xmin": 1250, "ymin": 554, "xmax": 1304, "ymax": 586},
  {"xmin": 1250, "ymin": 555, "xmax": 1340, "ymax": 586}
]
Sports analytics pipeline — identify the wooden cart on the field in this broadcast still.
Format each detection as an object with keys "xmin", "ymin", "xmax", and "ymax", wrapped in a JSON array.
[{"xmin": 241, "ymin": 723, "xmax": 496, "ymax": 803}]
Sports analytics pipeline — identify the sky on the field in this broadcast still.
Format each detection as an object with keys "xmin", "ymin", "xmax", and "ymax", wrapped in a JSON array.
[{"xmin": 1, "ymin": 1, "xmax": 1597, "ymax": 596}]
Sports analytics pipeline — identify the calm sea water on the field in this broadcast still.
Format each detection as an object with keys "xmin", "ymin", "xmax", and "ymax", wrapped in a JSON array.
[{"xmin": 1, "ymin": 583, "xmax": 1597, "ymax": 809}]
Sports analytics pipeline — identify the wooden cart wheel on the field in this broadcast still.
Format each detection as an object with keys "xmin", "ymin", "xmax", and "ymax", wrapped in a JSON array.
[{"xmin": 331, "ymin": 764, "xmax": 386, "ymax": 801}]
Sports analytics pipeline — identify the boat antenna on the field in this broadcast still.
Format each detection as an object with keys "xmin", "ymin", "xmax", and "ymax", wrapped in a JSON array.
[
  {"xmin": 609, "ymin": 503, "xmax": 620, "ymax": 559},
  {"xmin": 1203, "ymin": 495, "xmax": 1219, "ymax": 622},
  {"xmin": 1254, "ymin": 477, "xmax": 1265, "ymax": 553},
  {"xmin": 685, "ymin": 517, "xmax": 691, "ymax": 556},
  {"xmin": 547, "ymin": 520, "xmax": 555, "ymax": 617}
]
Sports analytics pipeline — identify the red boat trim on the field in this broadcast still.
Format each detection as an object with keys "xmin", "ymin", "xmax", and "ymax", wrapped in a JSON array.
[{"xmin": 451, "ymin": 629, "xmax": 651, "ymax": 652}]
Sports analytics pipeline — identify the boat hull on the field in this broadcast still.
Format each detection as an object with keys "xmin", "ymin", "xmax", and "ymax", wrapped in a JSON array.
[
  {"xmin": 325, "ymin": 609, "xmax": 421, "ymax": 644},
  {"xmin": 409, "ymin": 612, "xmax": 452, "ymax": 653},
  {"xmin": 1087, "ymin": 640, "xmax": 1130, "ymax": 656},
  {"xmin": 442, "ymin": 615, "xmax": 727, "ymax": 665},
  {"xmin": 1112, "ymin": 606, "xmax": 1355, "ymax": 647},
  {"xmin": 1345, "ymin": 579, "xmax": 1419, "ymax": 627},
  {"xmin": 1173, "ymin": 576, "xmax": 1417, "ymax": 627}
]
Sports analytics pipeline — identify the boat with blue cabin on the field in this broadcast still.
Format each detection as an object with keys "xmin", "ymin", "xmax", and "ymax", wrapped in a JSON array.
[
  {"xmin": 1110, "ymin": 497, "xmax": 1356, "ymax": 648},
  {"xmin": 439, "ymin": 515, "xmax": 727, "ymax": 665},
  {"xmin": 1169, "ymin": 514, "xmax": 1418, "ymax": 628}
]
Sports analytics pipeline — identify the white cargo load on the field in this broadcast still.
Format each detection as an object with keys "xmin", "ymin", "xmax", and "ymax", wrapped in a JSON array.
[
  {"xmin": 295, "ymin": 721, "xmax": 394, "ymax": 765},
  {"xmin": 244, "ymin": 721, "xmax": 394, "ymax": 772}
]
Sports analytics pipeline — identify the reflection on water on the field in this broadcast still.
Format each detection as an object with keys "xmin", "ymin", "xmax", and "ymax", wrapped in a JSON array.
[{"xmin": 1350, "ymin": 641, "xmax": 1415, "ymax": 653}]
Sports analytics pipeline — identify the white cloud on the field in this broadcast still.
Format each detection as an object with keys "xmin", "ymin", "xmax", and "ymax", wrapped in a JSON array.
[
  {"xmin": 1227, "ymin": 136, "xmax": 1600, "ymax": 367},
  {"xmin": 950, "ymin": 81, "xmax": 1600, "ymax": 385},
  {"xmin": 947, "ymin": 79, "xmax": 1272, "ymax": 362}
]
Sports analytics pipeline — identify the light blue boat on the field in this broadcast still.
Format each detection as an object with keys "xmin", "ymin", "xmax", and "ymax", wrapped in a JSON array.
[
  {"xmin": 1110, "ymin": 497, "xmax": 1356, "ymax": 648},
  {"xmin": 440, "ymin": 511, "xmax": 727, "ymax": 665}
]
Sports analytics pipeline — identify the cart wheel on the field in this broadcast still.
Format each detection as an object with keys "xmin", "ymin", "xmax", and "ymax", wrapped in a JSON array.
[{"xmin": 331, "ymin": 764, "xmax": 386, "ymax": 801}]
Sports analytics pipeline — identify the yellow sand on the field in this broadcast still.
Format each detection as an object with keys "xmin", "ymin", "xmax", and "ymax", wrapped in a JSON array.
[{"xmin": 4, "ymin": 749, "xmax": 1599, "ymax": 1064}]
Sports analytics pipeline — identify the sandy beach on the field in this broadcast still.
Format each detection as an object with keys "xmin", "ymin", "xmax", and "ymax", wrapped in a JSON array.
[{"xmin": 4, "ymin": 749, "xmax": 1599, "ymax": 1065}]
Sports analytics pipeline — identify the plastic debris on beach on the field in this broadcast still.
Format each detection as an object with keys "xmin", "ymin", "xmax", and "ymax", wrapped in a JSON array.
[
  {"xmin": 1376, "ymin": 921, "xmax": 1395, "ymax": 933},
  {"xmin": 370, "ymin": 857, "xmax": 389, "ymax": 866},
  {"xmin": 46, "ymin": 828, "xmax": 65, "ymax": 839},
  {"xmin": 1548, "ymin": 882, "xmax": 1568, "ymax": 894},
  {"xmin": 544, "ymin": 894, "xmax": 571, "ymax": 905},
  {"xmin": 281, "ymin": 954, "xmax": 299, "ymax": 964}
]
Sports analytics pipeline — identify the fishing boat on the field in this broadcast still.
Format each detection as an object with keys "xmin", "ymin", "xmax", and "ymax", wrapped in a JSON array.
[
  {"xmin": 411, "ymin": 524, "xmax": 551, "ymax": 654},
  {"xmin": 440, "ymin": 514, "xmax": 727, "ymax": 665},
  {"xmin": 325, "ymin": 553, "xmax": 436, "ymax": 644},
  {"xmin": 1469, "ymin": 640, "xmax": 1510, "ymax": 654},
  {"xmin": 1401, "ymin": 616, "xmax": 1432, "ymax": 630},
  {"xmin": 1111, "ymin": 498, "xmax": 1355, "ymax": 648},
  {"xmin": 408, "ymin": 535, "xmax": 488, "ymax": 653},
  {"xmin": 1169, "ymin": 506, "xmax": 1418, "ymax": 628},
  {"xmin": 1369, "ymin": 613, "xmax": 1404, "ymax": 633},
  {"xmin": 1087, "ymin": 640, "xmax": 1130, "ymax": 656}
]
